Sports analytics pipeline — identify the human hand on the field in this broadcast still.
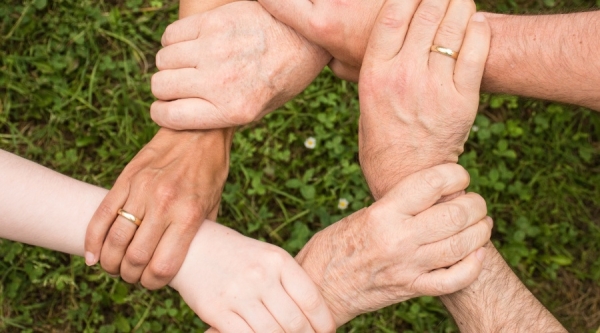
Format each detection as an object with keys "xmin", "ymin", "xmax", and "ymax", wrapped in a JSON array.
[
  {"xmin": 358, "ymin": 0, "xmax": 491, "ymax": 199},
  {"xmin": 258, "ymin": 0, "xmax": 386, "ymax": 81},
  {"xmin": 170, "ymin": 220, "xmax": 336, "ymax": 333},
  {"xmin": 84, "ymin": 128, "xmax": 232, "ymax": 289},
  {"xmin": 150, "ymin": 1, "xmax": 331, "ymax": 130},
  {"xmin": 295, "ymin": 164, "xmax": 491, "ymax": 325}
]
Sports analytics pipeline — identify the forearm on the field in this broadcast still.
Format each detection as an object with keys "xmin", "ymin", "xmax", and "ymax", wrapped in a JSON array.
[
  {"xmin": 0, "ymin": 149, "xmax": 208, "ymax": 290},
  {"xmin": 483, "ymin": 11, "xmax": 600, "ymax": 111},
  {"xmin": 441, "ymin": 242, "xmax": 566, "ymax": 332}
]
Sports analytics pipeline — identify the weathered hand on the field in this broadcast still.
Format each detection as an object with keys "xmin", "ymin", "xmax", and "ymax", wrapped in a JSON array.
[
  {"xmin": 150, "ymin": 1, "xmax": 330, "ymax": 130},
  {"xmin": 85, "ymin": 128, "xmax": 233, "ymax": 289},
  {"xmin": 296, "ymin": 164, "xmax": 491, "ymax": 326},
  {"xmin": 170, "ymin": 221, "xmax": 336, "ymax": 333},
  {"xmin": 359, "ymin": 0, "xmax": 491, "ymax": 198},
  {"xmin": 258, "ymin": 0, "xmax": 386, "ymax": 81}
]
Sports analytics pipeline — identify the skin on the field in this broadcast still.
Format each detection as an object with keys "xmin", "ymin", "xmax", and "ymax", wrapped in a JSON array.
[
  {"xmin": 0, "ymin": 149, "xmax": 336, "ymax": 333},
  {"xmin": 84, "ymin": 0, "xmax": 244, "ymax": 291},
  {"xmin": 0, "ymin": 150, "xmax": 489, "ymax": 331},
  {"xmin": 257, "ymin": 0, "xmax": 600, "ymax": 110},
  {"xmin": 355, "ymin": 0, "xmax": 567, "ymax": 330}
]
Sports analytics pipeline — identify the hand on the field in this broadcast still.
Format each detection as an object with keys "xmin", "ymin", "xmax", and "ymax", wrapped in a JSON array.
[
  {"xmin": 296, "ymin": 164, "xmax": 492, "ymax": 326},
  {"xmin": 170, "ymin": 221, "xmax": 336, "ymax": 333},
  {"xmin": 84, "ymin": 128, "xmax": 233, "ymax": 289},
  {"xmin": 358, "ymin": 0, "xmax": 491, "ymax": 198},
  {"xmin": 150, "ymin": 1, "xmax": 331, "ymax": 130},
  {"xmin": 258, "ymin": 0, "xmax": 386, "ymax": 81}
]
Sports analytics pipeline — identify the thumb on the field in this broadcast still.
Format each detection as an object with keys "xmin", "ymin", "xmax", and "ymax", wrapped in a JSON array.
[{"xmin": 150, "ymin": 99, "xmax": 234, "ymax": 130}]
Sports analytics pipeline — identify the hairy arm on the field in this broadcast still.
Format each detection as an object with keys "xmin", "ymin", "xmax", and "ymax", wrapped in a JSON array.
[
  {"xmin": 441, "ymin": 242, "xmax": 566, "ymax": 332},
  {"xmin": 483, "ymin": 11, "xmax": 600, "ymax": 111}
]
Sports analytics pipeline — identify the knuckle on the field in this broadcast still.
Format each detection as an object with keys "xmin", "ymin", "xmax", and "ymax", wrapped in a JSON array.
[
  {"xmin": 161, "ymin": 24, "xmax": 176, "ymax": 46},
  {"xmin": 125, "ymin": 247, "xmax": 152, "ymax": 267},
  {"xmin": 415, "ymin": 4, "xmax": 444, "ymax": 25},
  {"xmin": 445, "ymin": 203, "xmax": 468, "ymax": 229},
  {"xmin": 378, "ymin": 3, "xmax": 408, "ymax": 30},
  {"xmin": 107, "ymin": 226, "xmax": 132, "ymax": 248},
  {"xmin": 437, "ymin": 21, "xmax": 465, "ymax": 39},
  {"xmin": 95, "ymin": 202, "xmax": 118, "ymax": 222},
  {"xmin": 448, "ymin": 233, "xmax": 469, "ymax": 259},
  {"xmin": 308, "ymin": 15, "xmax": 332, "ymax": 36},
  {"xmin": 285, "ymin": 314, "xmax": 308, "ymax": 332},
  {"xmin": 154, "ymin": 184, "xmax": 178, "ymax": 204},
  {"xmin": 420, "ymin": 168, "xmax": 446, "ymax": 191},
  {"xmin": 147, "ymin": 260, "xmax": 178, "ymax": 281},
  {"xmin": 227, "ymin": 109, "xmax": 256, "ymax": 126},
  {"xmin": 300, "ymin": 290, "xmax": 323, "ymax": 314}
]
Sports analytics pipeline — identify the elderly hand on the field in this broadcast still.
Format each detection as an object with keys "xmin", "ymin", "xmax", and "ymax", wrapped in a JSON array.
[
  {"xmin": 296, "ymin": 164, "xmax": 491, "ymax": 326},
  {"xmin": 170, "ymin": 221, "xmax": 336, "ymax": 333},
  {"xmin": 258, "ymin": 0, "xmax": 385, "ymax": 81},
  {"xmin": 358, "ymin": 0, "xmax": 491, "ymax": 198},
  {"xmin": 84, "ymin": 128, "xmax": 232, "ymax": 289},
  {"xmin": 150, "ymin": 1, "xmax": 330, "ymax": 130}
]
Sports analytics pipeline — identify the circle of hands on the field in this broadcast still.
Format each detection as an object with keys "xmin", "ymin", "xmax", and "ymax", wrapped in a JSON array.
[{"xmin": 83, "ymin": 0, "xmax": 495, "ymax": 331}]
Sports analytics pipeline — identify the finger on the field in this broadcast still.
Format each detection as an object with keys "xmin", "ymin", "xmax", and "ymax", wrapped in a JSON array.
[
  {"xmin": 256, "ymin": 0, "xmax": 313, "ymax": 37},
  {"xmin": 155, "ymin": 41, "xmax": 201, "ymax": 70},
  {"xmin": 211, "ymin": 312, "xmax": 253, "ymax": 333},
  {"xmin": 414, "ymin": 246, "xmax": 487, "ymax": 296},
  {"xmin": 151, "ymin": 68, "xmax": 204, "ymax": 101},
  {"xmin": 207, "ymin": 200, "xmax": 220, "ymax": 221},
  {"xmin": 235, "ymin": 302, "xmax": 285, "ymax": 333},
  {"xmin": 363, "ymin": 0, "xmax": 421, "ymax": 64},
  {"xmin": 99, "ymin": 195, "xmax": 145, "ymax": 275},
  {"xmin": 412, "ymin": 192, "xmax": 487, "ymax": 244},
  {"xmin": 281, "ymin": 261, "xmax": 336, "ymax": 333},
  {"xmin": 140, "ymin": 213, "xmax": 201, "ymax": 289},
  {"xmin": 401, "ymin": 0, "xmax": 451, "ymax": 59},
  {"xmin": 420, "ymin": 216, "xmax": 493, "ymax": 268},
  {"xmin": 263, "ymin": 288, "xmax": 313, "ymax": 333},
  {"xmin": 119, "ymin": 212, "xmax": 168, "ymax": 284},
  {"xmin": 328, "ymin": 59, "xmax": 360, "ymax": 82},
  {"xmin": 429, "ymin": 0, "xmax": 476, "ymax": 78},
  {"xmin": 454, "ymin": 12, "xmax": 491, "ymax": 96},
  {"xmin": 161, "ymin": 14, "xmax": 204, "ymax": 47},
  {"xmin": 84, "ymin": 180, "xmax": 130, "ymax": 266},
  {"xmin": 377, "ymin": 163, "xmax": 471, "ymax": 216},
  {"xmin": 150, "ymin": 99, "xmax": 229, "ymax": 130}
]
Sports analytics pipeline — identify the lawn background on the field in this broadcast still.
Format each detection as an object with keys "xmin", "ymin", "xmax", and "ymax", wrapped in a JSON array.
[{"xmin": 1, "ymin": 0, "xmax": 599, "ymax": 331}]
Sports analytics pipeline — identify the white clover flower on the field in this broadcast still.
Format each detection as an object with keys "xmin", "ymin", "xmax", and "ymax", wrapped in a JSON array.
[
  {"xmin": 337, "ymin": 198, "xmax": 349, "ymax": 210},
  {"xmin": 304, "ymin": 137, "xmax": 316, "ymax": 149},
  {"xmin": 471, "ymin": 125, "xmax": 480, "ymax": 132}
]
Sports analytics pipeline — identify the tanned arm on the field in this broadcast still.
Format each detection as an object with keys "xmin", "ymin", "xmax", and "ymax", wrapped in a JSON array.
[
  {"xmin": 441, "ymin": 242, "xmax": 566, "ymax": 332},
  {"xmin": 483, "ymin": 12, "xmax": 600, "ymax": 111}
]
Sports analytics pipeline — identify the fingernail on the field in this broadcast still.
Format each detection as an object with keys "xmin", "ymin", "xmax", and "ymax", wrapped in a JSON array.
[
  {"xmin": 85, "ymin": 251, "xmax": 97, "ymax": 266},
  {"xmin": 472, "ymin": 13, "xmax": 486, "ymax": 22},
  {"xmin": 476, "ymin": 247, "xmax": 487, "ymax": 262}
]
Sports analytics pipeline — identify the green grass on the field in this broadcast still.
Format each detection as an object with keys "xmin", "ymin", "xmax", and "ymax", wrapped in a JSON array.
[{"xmin": 1, "ymin": 0, "xmax": 599, "ymax": 332}]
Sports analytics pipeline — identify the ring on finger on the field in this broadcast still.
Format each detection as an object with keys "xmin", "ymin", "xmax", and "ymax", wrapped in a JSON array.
[
  {"xmin": 430, "ymin": 45, "xmax": 459, "ymax": 60},
  {"xmin": 117, "ymin": 208, "xmax": 142, "ymax": 227}
]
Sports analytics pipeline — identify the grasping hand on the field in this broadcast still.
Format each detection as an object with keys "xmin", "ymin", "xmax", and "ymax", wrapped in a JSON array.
[
  {"xmin": 170, "ymin": 221, "xmax": 336, "ymax": 333},
  {"xmin": 85, "ymin": 128, "xmax": 232, "ymax": 289},
  {"xmin": 358, "ymin": 0, "xmax": 491, "ymax": 198},
  {"xmin": 296, "ymin": 164, "xmax": 491, "ymax": 326},
  {"xmin": 258, "ymin": 0, "xmax": 386, "ymax": 81},
  {"xmin": 150, "ymin": 1, "xmax": 330, "ymax": 130}
]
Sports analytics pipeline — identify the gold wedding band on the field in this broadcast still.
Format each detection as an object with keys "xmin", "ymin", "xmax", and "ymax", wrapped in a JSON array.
[
  {"xmin": 117, "ymin": 209, "xmax": 142, "ymax": 227},
  {"xmin": 430, "ymin": 45, "xmax": 459, "ymax": 60}
]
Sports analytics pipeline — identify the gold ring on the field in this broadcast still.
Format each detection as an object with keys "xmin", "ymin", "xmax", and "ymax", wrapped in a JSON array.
[
  {"xmin": 117, "ymin": 209, "xmax": 142, "ymax": 227},
  {"xmin": 430, "ymin": 45, "xmax": 459, "ymax": 60}
]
